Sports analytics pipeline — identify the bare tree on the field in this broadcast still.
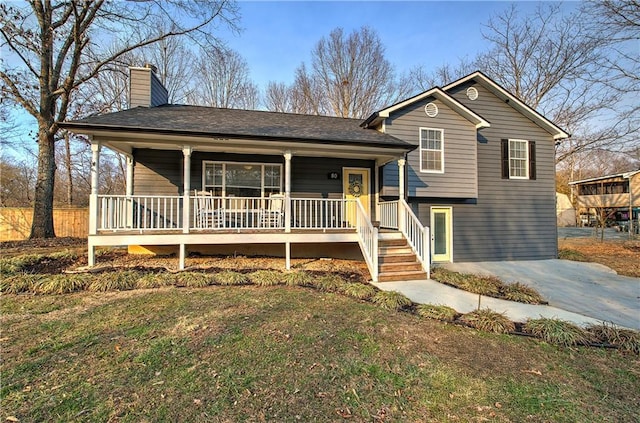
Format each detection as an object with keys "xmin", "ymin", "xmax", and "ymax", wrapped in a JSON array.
[
  {"xmin": 280, "ymin": 26, "xmax": 410, "ymax": 119},
  {"xmin": 190, "ymin": 47, "xmax": 259, "ymax": 109},
  {"xmin": 0, "ymin": 0, "xmax": 239, "ymax": 238}
]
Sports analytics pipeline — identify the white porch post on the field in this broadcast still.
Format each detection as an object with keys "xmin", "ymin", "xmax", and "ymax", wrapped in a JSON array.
[
  {"xmin": 182, "ymin": 146, "xmax": 192, "ymax": 235},
  {"xmin": 397, "ymin": 158, "xmax": 406, "ymax": 232},
  {"xmin": 374, "ymin": 160, "xmax": 380, "ymax": 222},
  {"xmin": 88, "ymin": 141, "xmax": 101, "ymax": 266},
  {"xmin": 179, "ymin": 146, "xmax": 192, "ymax": 271},
  {"xmin": 125, "ymin": 155, "xmax": 134, "ymax": 228},
  {"xmin": 284, "ymin": 151, "xmax": 292, "ymax": 233}
]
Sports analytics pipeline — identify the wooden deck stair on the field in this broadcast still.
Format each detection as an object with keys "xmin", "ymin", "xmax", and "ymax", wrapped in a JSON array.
[{"xmin": 377, "ymin": 232, "xmax": 428, "ymax": 282}]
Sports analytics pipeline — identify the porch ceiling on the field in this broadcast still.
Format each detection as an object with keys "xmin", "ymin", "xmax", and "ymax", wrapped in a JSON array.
[{"xmin": 88, "ymin": 129, "xmax": 411, "ymax": 164}]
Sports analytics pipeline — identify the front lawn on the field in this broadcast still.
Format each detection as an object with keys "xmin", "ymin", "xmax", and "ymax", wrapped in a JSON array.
[{"xmin": 2, "ymin": 287, "xmax": 638, "ymax": 422}]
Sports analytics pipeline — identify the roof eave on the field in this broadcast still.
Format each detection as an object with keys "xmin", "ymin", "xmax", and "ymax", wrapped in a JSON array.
[
  {"xmin": 443, "ymin": 71, "xmax": 570, "ymax": 140},
  {"xmin": 60, "ymin": 121, "xmax": 416, "ymax": 151}
]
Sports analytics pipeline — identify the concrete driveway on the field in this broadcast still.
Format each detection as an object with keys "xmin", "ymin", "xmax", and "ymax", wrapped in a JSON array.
[{"xmin": 443, "ymin": 260, "xmax": 640, "ymax": 330}]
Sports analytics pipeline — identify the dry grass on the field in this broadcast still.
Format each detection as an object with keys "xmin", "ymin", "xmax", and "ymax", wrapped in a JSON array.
[{"xmin": 559, "ymin": 239, "xmax": 640, "ymax": 277}]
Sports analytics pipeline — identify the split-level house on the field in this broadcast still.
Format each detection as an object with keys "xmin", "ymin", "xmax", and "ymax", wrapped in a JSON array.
[{"xmin": 62, "ymin": 67, "xmax": 569, "ymax": 281}]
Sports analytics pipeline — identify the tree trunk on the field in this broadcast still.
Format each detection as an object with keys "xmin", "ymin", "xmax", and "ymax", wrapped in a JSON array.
[
  {"xmin": 64, "ymin": 132, "xmax": 73, "ymax": 206},
  {"xmin": 30, "ymin": 130, "xmax": 57, "ymax": 238}
]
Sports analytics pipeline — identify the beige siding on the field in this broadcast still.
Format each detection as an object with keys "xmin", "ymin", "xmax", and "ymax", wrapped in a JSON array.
[
  {"xmin": 129, "ymin": 68, "xmax": 151, "ymax": 108},
  {"xmin": 133, "ymin": 149, "xmax": 183, "ymax": 195},
  {"xmin": 382, "ymin": 96, "xmax": 478, "ymax": 198}
]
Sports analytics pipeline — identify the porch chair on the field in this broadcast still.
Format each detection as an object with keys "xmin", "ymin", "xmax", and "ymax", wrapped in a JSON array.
[
  {"xmin": 194, "ymin": 190, "xmax": 224, "ymax": 229},
  {"xmin": 260, "ymin": 194, "xmax": 285, "ymax": 228}
]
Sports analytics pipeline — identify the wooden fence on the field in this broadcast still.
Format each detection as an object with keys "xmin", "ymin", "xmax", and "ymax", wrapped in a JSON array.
[{"xmin": 0, "ymin": 207, "xmax": 89, "ymax": 241}]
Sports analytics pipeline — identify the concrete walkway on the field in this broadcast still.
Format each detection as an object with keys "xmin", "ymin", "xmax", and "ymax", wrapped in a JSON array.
[
  {"xmin": 372, "ymin": 279, "xmax": 605, "ymax": 327},
  {"xmin": 373, "ymin": 259, "xmax": 640, "ymax": 330}
]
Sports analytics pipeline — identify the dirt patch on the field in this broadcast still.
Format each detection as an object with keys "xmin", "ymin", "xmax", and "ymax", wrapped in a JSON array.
[
  {"xmin": 559, "ymin": 239, "xmax": 640, "ymax": 277},
  {"xmin": 0, "ymin": 237, "xmax": 85, "ymax": 258}
]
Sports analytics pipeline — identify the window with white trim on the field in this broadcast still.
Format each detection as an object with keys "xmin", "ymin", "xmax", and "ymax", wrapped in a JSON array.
[
  {"xmin": 509, "ymin": 139, "xmax": 528, "ymax": 178},
  {"xmin": 420, "ymin": 128, "xmax": 444, "ymax": 173},
  {"xmin": 203, "ymin": 161, "xmax": 282, "ymax": 197},
  {"xmin": 501, "ymin": 139, "xmax": 536, "ymax": 180}
]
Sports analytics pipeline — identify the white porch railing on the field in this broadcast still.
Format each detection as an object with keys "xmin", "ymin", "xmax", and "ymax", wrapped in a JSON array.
[
  {"xmin": 354, "ymin": 199, "xmax": 378, "ymax": 281},
  {"xmin": 291, "ymin": 198, "xmax": 355, "ymax": 229},
  {"xmin": 96, "ymin": 195, "xmax": 361, "ymax": 233},
  {"xmin": 398, "ymin": 199, "xmax": 430, "ymax": 275},
  {"xmin": 378, "ymin": 200, "xmax": 399, "ymax": 229},
  {"xmin": 97, "ymin": 195, "xmax": 183, "ymax": 231}
]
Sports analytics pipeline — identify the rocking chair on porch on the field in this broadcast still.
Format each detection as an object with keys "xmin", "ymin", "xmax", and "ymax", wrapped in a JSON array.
[
  {"xmin": 194, "ymin": 190, "xmax": 224, "ymax": 229},
  {"xmin": 260, "ymin": 194, "xmax": 285, "ymax": 228}
]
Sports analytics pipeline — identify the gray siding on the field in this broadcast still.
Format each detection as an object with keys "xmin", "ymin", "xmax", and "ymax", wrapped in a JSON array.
[
  {"xmin": 149, "ymin": 72, "xmax": 168, "ymax": 107},
  {"xmin": 382, "ymin": 96, "xmax": 478, "ymax": 198},
  {"xmin": 428, "ymin": 81, "xmax": 558, "ymax": 261},
  {"xmin": 134, "ymin": 150, "xmax": 373, "ymax": 203}
]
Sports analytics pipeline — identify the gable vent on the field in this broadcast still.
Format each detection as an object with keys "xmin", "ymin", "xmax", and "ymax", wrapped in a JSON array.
[
  {"xmin": 424, "ymin": 102, "xmax": 438, "ymax": 117},
  {"xmin": 466, "ymin": 86, "xmax": 478, "ymax": 100}
]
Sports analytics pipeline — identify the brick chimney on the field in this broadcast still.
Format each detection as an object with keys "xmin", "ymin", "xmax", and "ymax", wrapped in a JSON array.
[{"xmin": 129, "ymin": 64, "xmax": 168, "ymax": 108}]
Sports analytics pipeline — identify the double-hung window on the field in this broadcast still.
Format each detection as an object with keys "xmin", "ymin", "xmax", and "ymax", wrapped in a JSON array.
[
  {"xmin": 420, "ymin": 128, "xmax": 444, "ymax": 173},
  {"xmin": 203, "ymin": 161, "xmax": 282, "ymax": 197},
  {"xmin": 501, "ymin": 139, "xmax": 536, "ymax": 180}
]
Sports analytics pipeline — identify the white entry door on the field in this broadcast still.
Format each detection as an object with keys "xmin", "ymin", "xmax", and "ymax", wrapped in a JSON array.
[{"xmin": 431, "ymin": 207, "xmax": 452, "ymax": 262}]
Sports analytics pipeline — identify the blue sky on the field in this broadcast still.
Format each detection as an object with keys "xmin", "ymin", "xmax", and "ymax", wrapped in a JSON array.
[{"xmin": 219, "ymin": 1, "xmax": 573, "ymax": 87}]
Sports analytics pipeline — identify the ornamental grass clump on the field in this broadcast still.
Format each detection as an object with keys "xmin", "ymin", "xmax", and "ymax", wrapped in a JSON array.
[
  {"xmin": 88, "ymin": 270, "xmax": 139, "ymax": 292},
  {"xmin": 587, "ymin": 323, "xmax": 640, "ymax": 354},
  {"xmin": 0, "ymin": 254, "xmax": 43, "ymax": 275},
  {"xmin": 0, "ymin": 274, "xmax": 42, "ymax": 294},
  {"xmin": 501, "ymin": 282, "xmax": 546, "ymax": 304},
  {"xmin": 416, "ymin": 304, "xmax": 459, "ymax": 322},
  {"xmin": 460, "ymin": 309, "xmax": 515, "ymax": 334},
  {"xmin": 32, "ymin": 274, "xmax": 89, "ymax": 295},
  {"xmin": 340, "ymin": 282, "xmax": 377, "ymax": 300},
  {"xmin": 176, "ymin": 272, "xmax": 212, "ymax": 288},
  {"xmin": 284, "ymin": 270, "xmax": 313, "ymax": 287},
  {"xmin": 524, "ymin": 318, "xmax": 589, "ymax": 347},
  {"xmin": 213, "ymin": 270, "xmax": 249, "ymax": 286},
  {"xmin": 312, "ymin": 274, "xmax": 347, "ymax": 292},
  {"xmin": 136, "ymin": 272, "xmax": 177, "ymax": 289},
  {"xmin": 248, "ymin": 270, "xmax": 283, "ymax": 286},
  {"xmin": 460, "ymin": 276, "xmax": 503, "ymax": 297},
  {"xmin": 372, "ymin": 290, "xmax": 412, "ymax": 311}
]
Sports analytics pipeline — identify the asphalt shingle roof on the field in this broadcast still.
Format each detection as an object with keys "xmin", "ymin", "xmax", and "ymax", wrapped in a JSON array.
[{"xmin": 66, "ymin": 105, "xmax": 413, "ymax": 149}]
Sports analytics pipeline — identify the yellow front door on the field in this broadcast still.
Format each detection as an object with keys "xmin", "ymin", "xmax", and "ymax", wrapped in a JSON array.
[{"xmin": 343, "ymin": 168, "xmax": 370, "ymax": 225}]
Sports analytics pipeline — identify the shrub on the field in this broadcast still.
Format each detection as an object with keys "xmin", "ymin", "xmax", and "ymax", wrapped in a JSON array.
[
  {"xmin": 213, "ymin": 270, "xmax": 249, "ymax": 286},
  {"xmin": 248, "ymin": 270, "xmax": 283, "ymax": 286},
  {"xmin": 558, "ymin": 248, "xmax": 588, "ymax": 262},
  {"xmin": 88, "ymin": 270, "xmax": 139, "ymax": 292},
  {"xmin": 175, "ymin": 272, "xmax": 212, "ymax": 288},
  {"xmin": 501, "ymin": 282, "xmax": 546, "ymax": 304},
  {"xmin": 0, "ymin": 254, "xmax": 43, "ymax": 275},
  {"xmin": 341, "ymin": 283, "xmax": 377, "ymax": 300},
  {"xmin": 137, "ymin": 272, "xmax": 177, "ymax": 289},
  {"xmin": 587, "ymin": 323, "xmax": 640, "ymax": 354},
  {"xmin": 372, "ymin": 290, "xmax": 412, "ymax": 311},
  {"xmin": 524, "ymin": 318, "xmax": 589, "ymax": 347},
  {"xmin": 33, "ymin": 274, "xmax": 89, "ymax": 295},
  {"xmin": 0, "ymin": 274, "xmax": 42, "ymax": 294},
  {"xmin": 460, "ymin": 276, "xmax": 503, "ymax": 296},
  {"xmin": 416, "ymin": 304, "xmax": 458, "ymax": 322},
  {"xmin": 284, "ymin": 270, "xmax": 313, "ymax": 287},
  {"xmin": 460, "ymin": 309, "xmax": 515, "ymax": 334},
  {"xmin": 312, "ymin": 274, "xmax": 346, "ymax": 292}
]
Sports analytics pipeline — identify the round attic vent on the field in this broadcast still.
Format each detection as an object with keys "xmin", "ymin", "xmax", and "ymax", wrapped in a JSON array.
[
  {"xmin": 424, "ymin": 102, "xmax": 438, "ymax": 117},
  {"xmin": 466, "ymin": 86, "xmax": 479, "ymax": 100}
]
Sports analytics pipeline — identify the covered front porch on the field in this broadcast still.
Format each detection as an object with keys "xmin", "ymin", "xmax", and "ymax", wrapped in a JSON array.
[{"xmin": 73, "ymin": 111, "xmax": 428, "ymax": 281}]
